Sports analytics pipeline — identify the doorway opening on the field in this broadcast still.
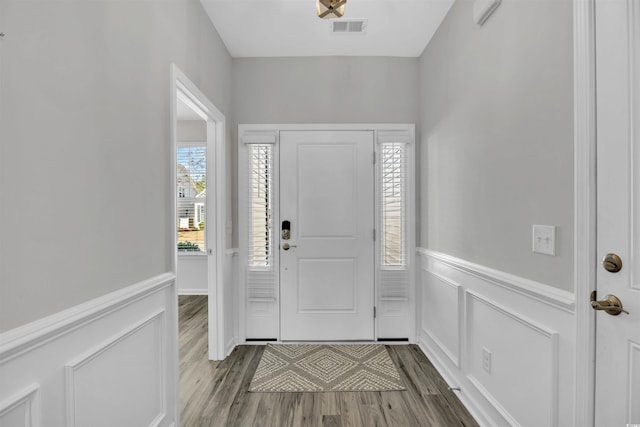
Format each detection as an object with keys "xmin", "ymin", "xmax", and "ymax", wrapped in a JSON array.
[{"xmin": 170, "ymin": 64, "xmax": 227, "ymax": 360}]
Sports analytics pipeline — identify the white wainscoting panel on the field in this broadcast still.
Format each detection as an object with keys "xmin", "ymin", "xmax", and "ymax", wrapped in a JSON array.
[
  {"xmin": 0, "ymin": 273, "xmax": 178, "ymax": 427},
  {"xmin": 416, "ymin": 249, "xmax": 576, "ymax": 427},
  {"xmin": 0, "ymin": 384, "xmax": 40, "ymax": 427},
  {"xmin": 466, "ymin": 292, "xmax": 559, "ymax": 427},
  {"xmin": 421, "ymin": 270, "xmax": 461, "ymax": 367},
  {"xmin": 65, "ymin": 311, "xmax": 166, "ymax": 427}
]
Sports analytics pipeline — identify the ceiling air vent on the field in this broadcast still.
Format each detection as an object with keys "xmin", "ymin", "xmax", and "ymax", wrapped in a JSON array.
[{"xmin": 331, "ymin": 20, "xmax": 367, "ymax": 34}]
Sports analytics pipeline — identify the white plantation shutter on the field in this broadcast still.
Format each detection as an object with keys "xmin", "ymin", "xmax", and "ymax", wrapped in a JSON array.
[
  {"xmin": 242, "ymin": 132, "xmax": 278, "ymax": 336},
  {"xmin": 377, "ymin": 134, "xmax": 412, "ymax": 339},
  {"xmin": 176, "ymin": 144, "xmax": 206, "ymax": 253},
  {"xmin": 248, "ymin": 144, "xmax": 273, "ymax": 268},
  {"xmin": 380, "ymin": 142, "xmax": 406, "ymax": 266}
]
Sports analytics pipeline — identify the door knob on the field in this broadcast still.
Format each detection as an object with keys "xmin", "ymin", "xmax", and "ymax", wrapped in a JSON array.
[
  {"xmin": 602, "ymin": 253, "xmax": 623, "ymax": 273},
  {"xmin": 590, "ymin": 293, "xmax": 629, "ymax": 315},
  {"xmin": 282, "ymin": 243, "xmax": 297, "ymax": 251}
]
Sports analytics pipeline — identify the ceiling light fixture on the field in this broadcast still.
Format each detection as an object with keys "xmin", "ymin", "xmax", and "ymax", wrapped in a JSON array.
[{"xmin": 316, "ymin": 0, "xmax": 347, "ymax": 19}]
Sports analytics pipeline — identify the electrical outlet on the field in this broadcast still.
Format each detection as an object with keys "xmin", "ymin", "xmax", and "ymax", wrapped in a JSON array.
[{"xmin": 482, "ymin": 347, "xmax": 492, "ymax": 374}]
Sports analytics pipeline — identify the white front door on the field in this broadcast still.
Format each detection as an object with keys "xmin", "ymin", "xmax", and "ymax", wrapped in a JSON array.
[
  {"xmin": 279, "ymin": 130, "xmax": 375, "ymax": 341},
  {"xmin": 594, "ymin": 0, "xmax": 640, "ymax": 424}
]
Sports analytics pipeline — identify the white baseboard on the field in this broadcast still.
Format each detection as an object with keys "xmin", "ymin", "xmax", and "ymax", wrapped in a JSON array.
[
  {"xmin": 225, "ymin": 336, "xmax": 240, "ymax": 358},
  {"xmin": 416, "ymin": 249, "xmax": 576, "ymax": 427},
  {"xmin": 0, "ymin": 273, "xmax": 178, "ymax": 427}
]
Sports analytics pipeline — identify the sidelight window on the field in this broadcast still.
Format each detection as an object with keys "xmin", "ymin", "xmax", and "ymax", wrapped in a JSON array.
[
  {"xmin": 248, "ymin": 144, "xmax": 273, "ymax": 268},
  {"xmin": 380, "ymin": 142, "xmax": 406, "ymax": 266}
]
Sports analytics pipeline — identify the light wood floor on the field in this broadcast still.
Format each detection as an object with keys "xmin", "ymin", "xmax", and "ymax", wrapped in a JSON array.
[{"xmin": 179, "ymin": 295, "xmax": 479, "ymax": 427}]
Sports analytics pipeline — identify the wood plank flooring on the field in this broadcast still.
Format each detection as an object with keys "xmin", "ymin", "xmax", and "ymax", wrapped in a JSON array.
[{"xmin": 179, "ymin": 295, "xmax": 479, "ymax": 427}]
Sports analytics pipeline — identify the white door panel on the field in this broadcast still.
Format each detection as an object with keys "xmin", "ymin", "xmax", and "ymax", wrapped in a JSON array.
[
  {"xmin": 280, "ymin": 130, "xmax": 375, "ymax": 341},
  {"xmin": 594, "ymin": 0, "xmax": 640, "ymax": 424},
  {"xmin": 297, "ymin": 144, "xmax": 357, "ymax": 238},
  {"xmin": 297, "ymin": 258, "xmax": 357, "ymax": 312}
]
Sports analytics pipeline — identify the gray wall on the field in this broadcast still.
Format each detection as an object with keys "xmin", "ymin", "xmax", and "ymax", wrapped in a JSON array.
[
  {"xmin": 0, "ymin": 0, "xmax": 233, "ymax": 332},
  {"xmin": 0, "ymin": 0, "xmax": 576, "ymax": 332},
  {"xmin": 418, "ymin": 0, "xmax": 574, "ymax": 290},
  {"xmin": 233, "ymin": 57, "xmax": 419, "ymax": 124}
]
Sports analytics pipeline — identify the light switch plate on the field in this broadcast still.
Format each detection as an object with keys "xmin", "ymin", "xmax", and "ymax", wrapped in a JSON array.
[{"xmin": 532, "ymin": 225, "xmax": 556, "ymax": 256}]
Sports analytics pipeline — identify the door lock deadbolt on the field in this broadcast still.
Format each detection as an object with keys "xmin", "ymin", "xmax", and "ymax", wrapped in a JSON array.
[
  {"xmin": 282, "ymin": 220, "xmax": 291, "ymax": 240},
  {"xmin": 602, "ymin": 253, "xmax": 623, "ymax": 273}
]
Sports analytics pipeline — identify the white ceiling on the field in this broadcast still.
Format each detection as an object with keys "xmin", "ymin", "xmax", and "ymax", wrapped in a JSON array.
[{"xmin": 199, "ymin": 0, "xmax": 455, "ymax": 58}]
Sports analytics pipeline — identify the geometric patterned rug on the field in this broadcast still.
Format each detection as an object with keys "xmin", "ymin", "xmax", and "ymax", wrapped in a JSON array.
[{"xmin": 248, "ymin": 344, "xmax": 405, "ymax": 392}]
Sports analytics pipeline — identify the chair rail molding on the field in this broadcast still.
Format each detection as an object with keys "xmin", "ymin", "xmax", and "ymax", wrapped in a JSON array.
[
  {"xmin": 417, "ymin": 248, "xmax": 575, "ymax": 311},
  {"xmin": 0, "ymin": 272, "xmax": 175, "ymax": 363}
]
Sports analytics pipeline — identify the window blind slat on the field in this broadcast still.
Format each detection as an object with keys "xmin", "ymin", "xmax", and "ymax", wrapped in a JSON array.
[
  {"xmin": 248, "ymin": 144, "xmax": 273, "ymax": 268},
  {"xmin": 381, "ymin": 143, "xmax": 406, "ymax": 266}
]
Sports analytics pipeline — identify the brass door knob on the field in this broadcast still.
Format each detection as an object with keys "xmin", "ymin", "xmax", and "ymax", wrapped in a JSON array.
[
  {"xmin": 591, "ymin": 293, "xmax": 629, "ymax": 315},
  {"xmin": 602, "ymin": 253, "xmax": 622, "ymax": 273}
]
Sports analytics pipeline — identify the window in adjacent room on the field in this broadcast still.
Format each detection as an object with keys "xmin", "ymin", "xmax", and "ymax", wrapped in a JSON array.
[{"xmin": 177, "ymin": 144, "xmax": 206, "ymax": 253}]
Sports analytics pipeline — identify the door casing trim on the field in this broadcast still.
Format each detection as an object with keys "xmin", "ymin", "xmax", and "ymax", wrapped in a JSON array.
[
  {"xmin": 170, "ymin": 64, "xmax": 227, "ymax": 361},
  {"xmin": 238, "ymin": 123, "xmax": 416, "ymax": 343},
  {"xmin": 572, "ymin": 0, "xmax": 597, "ymax": 425}
]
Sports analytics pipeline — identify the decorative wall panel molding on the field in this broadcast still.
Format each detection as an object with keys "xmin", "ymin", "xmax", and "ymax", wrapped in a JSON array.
[
  {"xmin": 0, "ymin": 384, "xmax": 40, "ymax": 427},
  {"xmin": 65, "ymin": 311, "xmax": 166, "ymax": 427},
  {"xmin": 420, "ymin": 270, "xmax": 462, "ymax": 367},
  {"xmin": 0, "ymin": 274, "xmax": 178, "ymax": 427},
  {"xmin": 465, "ymin": 291, "xmax": 559, "ymax": 427},
  {"xmin": 416, "ymin": 249, "xmax": 576, "ymax": 427}
]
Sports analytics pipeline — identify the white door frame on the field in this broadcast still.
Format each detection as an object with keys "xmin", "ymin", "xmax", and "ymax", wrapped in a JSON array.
[
  {"xmin": 170, "ymin": 64, "xmax": 227, "ymax": 360},
  {"xmin": 238, "ymin": 123, "xmax": 416, "ymax": 343},
  {"xmin": 573, "ymin": 0, "xmax": 597, "ymax": 425}
]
